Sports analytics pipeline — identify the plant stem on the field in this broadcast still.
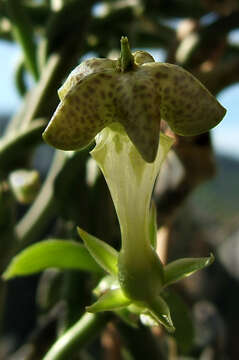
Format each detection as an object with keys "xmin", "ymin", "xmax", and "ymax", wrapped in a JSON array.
[
  {"xmin": 119, "ymin": 36, "xmax": 134, "ymax": 72},
  {"xmin": 14, "ymin": 56, "xmax": 28, "ymax": 96},
  {"xmin": 43, "ymin": 312, "xmax": 109, "ymax": 360},
  {"xmin": 7, "ymin": 0, "xmax": 39, "ymax": 80}
]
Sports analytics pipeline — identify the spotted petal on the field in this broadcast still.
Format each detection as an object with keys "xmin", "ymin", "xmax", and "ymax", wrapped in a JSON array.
[
  {"xmin": 141, "ymin": 62, "xmax": 226, "ymax": 136},
  {"xmin": 43, "ymin": 53, "xmax": 226, "ymax": 162},
  {"xmin": 43, "ymin": 71, "xmax": 119, "ymax": 151},
  {"xmin": 43, "ymin": 67, "xmax": 162, "ymax": 162},
  {"xmin": 58, "ymin": 58, "xmax": 117, "ymax": 100},
  {"xmin": 115, "ymin": 71, "xmax": 161, "ymax": 162}
]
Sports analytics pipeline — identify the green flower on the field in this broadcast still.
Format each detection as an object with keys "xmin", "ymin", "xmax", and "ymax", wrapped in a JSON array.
[
  {"xmin": 77, "ymin": 125, "xmax": 214, "ymax": 332},
  {"xmin": 43, "ymin": 37, "xmax": 226, "ymax": 163},
  {"xmin": 41, "ymin": 37, "xmax": 223, "ymax": 331}
]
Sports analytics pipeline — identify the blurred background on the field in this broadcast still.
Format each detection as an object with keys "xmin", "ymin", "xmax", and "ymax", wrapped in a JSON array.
[{"xmin": 0, "ymin": 1, "xmax": 239, "ymax": 359}]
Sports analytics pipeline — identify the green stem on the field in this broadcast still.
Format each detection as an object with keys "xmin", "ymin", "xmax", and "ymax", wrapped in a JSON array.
[
  {"xmin": 5, "ymin": 40, "xmax": 84, "ymax": 137},
  {"xmin": 5, "ymin": 53, "xmax": 61, "ymax": 136},
  {"xmin": 7, "ymin": 0, "xmax": 39, "ymax": 80},
  {"xmin": 43, "ymin": 312, "xmax": 109, "ymax": 360},
  {"xmin": 5, "ymin": 1, "xmax": 92, "ymax": 139},
  {"xmin": 20, "ymin": 53, "xmax": 62, "ymax": 129},
  {"xmin": 119, "ymin": 36, "xmax": 135, "ymax": 72},
  {"xmin": 14, "ymin": 57, "xmax": 27, "ymax": 96}
]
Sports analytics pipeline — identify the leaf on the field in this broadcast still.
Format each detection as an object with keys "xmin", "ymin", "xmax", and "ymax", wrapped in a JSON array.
[
  {"xmin": 77, "ymin": 227, "xmax": 118, "ymax": 276},
  {"xmin": 162, "ymin": 290, "xmax": 194, "ymax": 354},
  {"xmin": 3, "ymin": 239, "xmax": 102, "ymax": 279},
  {"xmin": 164, "ymin": 253, "xmax": 214, "ymax": 287},
  {"xmin": 149, "ymin": 201, "xmax": 157, "ymax": 248},
  {"xmin": 86, "ymin": 288, "xmax": 131, "ymax": 313},
  {"xmin": 93, "ymin": 276, "xmax": 138, "ymax": 327},
  {"xmin": 147, "ymin": 295, "xmax": 175, "ymax": 333}
]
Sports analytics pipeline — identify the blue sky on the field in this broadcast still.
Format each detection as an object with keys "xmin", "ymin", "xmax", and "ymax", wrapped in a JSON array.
[{"xmin": 0, "ymin": 40, "xmax": 238, "ymax": 160}]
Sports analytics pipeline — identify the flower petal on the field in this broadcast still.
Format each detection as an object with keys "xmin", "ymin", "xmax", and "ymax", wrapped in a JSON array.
[
  {"xmin": 58, "ymin": 58, "xmax": 117, "ymax": 100},
  {"xmin": 115, "ymin": 71, "xmax": 161, "ymax": 162},
  {"xmin": 133, "ymin": 50, "xmax": 155, "ymax": 65},
  {"xmin": 142, "ymin": 62, "xmax": 226, "ymax": 136},
  {"xmin": 43, "ymin": 71, "xmax": 119, "ymax": 151}
]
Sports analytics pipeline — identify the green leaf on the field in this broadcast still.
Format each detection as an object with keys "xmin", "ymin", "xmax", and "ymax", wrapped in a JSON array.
[
  {"xmin": 147, "ymin": 295, "xmax": 175, "ymax": 333},
  {"xmin": 162, "ymin": 290, "xmax": 194, "ymax": 354},
  {"xmin": 164, "ymin": 253, "xmax": 214, "ymax": 287},
  {"xmin": 149, "ymin": 201, "xmax": 157, "ymax": 248},
  {"xmin": 86, "ymin": 288, "xmax": 131, "ymax": 313},
  {"xmin": 3, "ymin": 239, "xmax": 102, "ymax": 279},
  {"xmin": 93, "ymin": 276, "xmax": 138, "ymax": 327},
  {"xmin": 77, "ymin": 227, "xmax": 118, "ymax": 276}
]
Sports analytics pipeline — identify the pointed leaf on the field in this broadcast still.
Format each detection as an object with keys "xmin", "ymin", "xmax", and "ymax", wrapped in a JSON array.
[
  {"xmin": 147, "ymin": 295, "xmax": 175, "ymax": 333},
  {"xmin": 77, "ymin": 227, "xmax": 118, "ymax": 276},
  {"xmin": 164, "ymin": 253, "xmax": 214, "ymax": 287},
  {"xmin": 149, "ymin": 201, "xmax": 157, "ymax": 248},
  {"xmin": 3, "ymin": 240, "xmax": 102, "ymax": 279},
  {"xmin": 86, "ymin": 288, "xmax": 131, "ymax": 313}
]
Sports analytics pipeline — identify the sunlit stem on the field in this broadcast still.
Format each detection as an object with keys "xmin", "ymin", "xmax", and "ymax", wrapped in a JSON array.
[{"xmin": 43, "ymin": 313, "xmax": 109, "ymax": 360}]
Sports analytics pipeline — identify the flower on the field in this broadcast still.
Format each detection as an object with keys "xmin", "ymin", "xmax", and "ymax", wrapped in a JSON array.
[
  {"xmin": 43, "ymin": 37, "xmax": 226, "ymax": 163},
  {"xmin": 42, "ymin": 37, "xmax": 222, "ymax": 331}
]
